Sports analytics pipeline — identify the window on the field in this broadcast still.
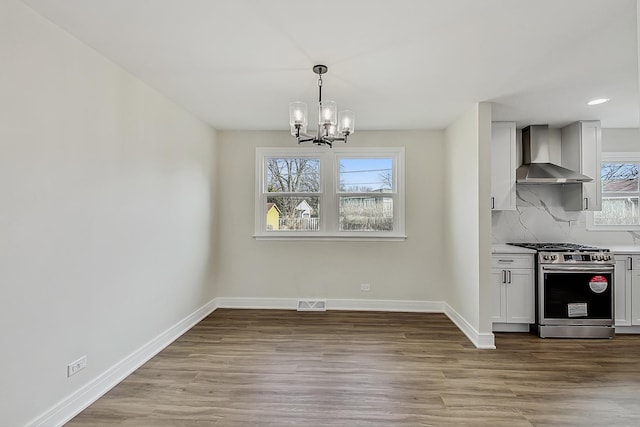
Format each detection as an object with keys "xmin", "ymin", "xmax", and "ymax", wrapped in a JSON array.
[
  {"xmin": 588, "ymin": 153, "xmax": 640, "ymax": 230},
  {"xmin": 255, "ymin": 147, "xmax": 405, "ymax": 239}
]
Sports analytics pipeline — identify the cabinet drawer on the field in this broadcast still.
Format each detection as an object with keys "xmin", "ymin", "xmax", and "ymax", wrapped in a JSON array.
[{"xmin": 492, "ymin": 255, "xmax": 534, "ymax": 269}]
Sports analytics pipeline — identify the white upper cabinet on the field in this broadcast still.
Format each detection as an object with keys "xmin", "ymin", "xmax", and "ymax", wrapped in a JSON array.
[
  {"xmin": 561, "ymin": 120, "xmax": 602, "ymax": 211},
  {"xmin": 491, "ymin": 122, "xmax": 517, "ymax": 211}
]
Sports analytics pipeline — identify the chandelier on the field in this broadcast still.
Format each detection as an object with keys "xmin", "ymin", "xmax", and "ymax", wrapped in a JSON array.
[{"xmin": 289, "ymin": 65, "xmax": 355, "ymax": 147}]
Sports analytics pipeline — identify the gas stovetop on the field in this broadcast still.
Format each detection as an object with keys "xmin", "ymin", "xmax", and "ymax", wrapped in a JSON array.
[
  {"xmin": 507, "ymin": 242, "xmax": 609, "ymax": 253},
  {"xmin": 507, "ymin": 242, "xmax": 613, "ymax": 264}
]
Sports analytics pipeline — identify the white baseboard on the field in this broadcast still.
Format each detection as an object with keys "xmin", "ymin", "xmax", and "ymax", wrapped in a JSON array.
[
  {"xmin": 614, "ymin": 325, "xmax": 640, "ymax": 334},
  {"xmin": 28, "ymin": 298, "xmax": 218, "ymax": 427},
  {"xmin": 215, "ymin": 297, "xmax": 297, "ymax": 310},
  {"xmin": 492, "ymin": 323, "xmax": 530, "ymax": 333},
  {"xmin": 444, "ymin": 303, "xmax": 496, "ymax": 349},
  {"xmin": 215, "ymin": 296, "xmax": 444, "ymax": 313}
]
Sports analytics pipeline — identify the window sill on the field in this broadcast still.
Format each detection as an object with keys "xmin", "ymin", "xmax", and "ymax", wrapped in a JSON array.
[{"xmin": 253, "ymin": 233, "xmax": 408, "ymax": 242}]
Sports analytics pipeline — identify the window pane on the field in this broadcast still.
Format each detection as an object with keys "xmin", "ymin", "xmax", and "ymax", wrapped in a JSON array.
[
  {"xmin": 339, "ymin": 196, "xmax": 393, "ymax": 231},
  {"xmin": 594, "ymin": 197, "xmax": 640, "ymax": 225},
  {"xmin": 266, "ymin": 197, "xmax": 319, "ymax": 231},
  {"xmin": 266, "ymin": 158, "xmax": 320, "ymax": 193},
  {"xmin": 601, "ymin": 163, "xmax": 639, "ymax": 192},
  {"xmin": 339, "ymin": 158, "xmax": 393, "ymax": 192}
]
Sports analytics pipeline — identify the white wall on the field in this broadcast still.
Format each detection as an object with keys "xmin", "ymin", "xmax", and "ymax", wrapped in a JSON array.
[
  {"xmin": 444, "ymin": 103, "xmax": 493, "ymax": 344},
  {"xmin": 214, "ymin": 130, "xmax": 447, "ymax": 303},
  {"xmin": 0, "ymin": 1, "xmax": 217, "ymax": 425}
]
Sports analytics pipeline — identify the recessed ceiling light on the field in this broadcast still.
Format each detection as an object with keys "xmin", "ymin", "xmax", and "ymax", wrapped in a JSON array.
[{"xmin": 587, "ymin": 98, "xmax": 610, "ymax": 106}]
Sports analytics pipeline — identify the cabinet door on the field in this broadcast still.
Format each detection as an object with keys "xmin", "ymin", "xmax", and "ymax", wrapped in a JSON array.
[
  {"xmin": 632, "ymin": 256, "xmax": 640, "ymax": 326},
  {"xmin": 490, "ymin": 122, "xmax": 516, "ymax": 211},
  {"xmin": 579, "ymin": 121, "xmax": 602, "ymax": 211},
  {"xmin": 506, "ymin": 269, "xmax": 535, "ymax": 323},
  {"xmin": 614, "ymin": 255, "xmax": 632, "ymax": 326},
  {"xmin": 491, "ymin": 269, "xmax": 506, "ymax": 322},
  {"xmin": 561, "ymin": 121, "xmax": 602, "ymax": 211}
]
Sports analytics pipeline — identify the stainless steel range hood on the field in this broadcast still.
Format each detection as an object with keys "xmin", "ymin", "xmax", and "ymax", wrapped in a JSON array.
[{"xmin": 516, "ymin": 125, "xmax": 593, "ymax": 184}]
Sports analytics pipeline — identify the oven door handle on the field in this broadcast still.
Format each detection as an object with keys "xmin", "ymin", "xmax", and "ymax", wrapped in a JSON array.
[{"xmin": 542, "ymin": 266, "xmax": 614, "ymax": 273}]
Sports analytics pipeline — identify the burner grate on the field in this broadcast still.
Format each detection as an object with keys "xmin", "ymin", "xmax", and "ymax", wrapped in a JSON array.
[{"xmin": 507, "ymin": 242, "xmax": 608, "ymax": 252}]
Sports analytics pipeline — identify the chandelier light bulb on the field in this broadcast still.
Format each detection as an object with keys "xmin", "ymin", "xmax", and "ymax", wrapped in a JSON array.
[
  {"xmin": 289, "ymin": 102, "xmax": 308, "ymax": 126},
  {"xmin": 338, "ymin": 110, "xmax": 355, "ymax": 135},
  {"xmin": 319, "ymin": 100, "xmax": 337, "ymax": 125}
]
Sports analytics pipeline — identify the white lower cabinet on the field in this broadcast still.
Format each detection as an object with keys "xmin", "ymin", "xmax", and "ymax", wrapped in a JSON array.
[
  {"xmin": 614, "ymin": 254, "xmax": 640, "ymax": 326},
  {"xmin": 491, "ymin": 254, "xmax": 535, "ymax": 326}
]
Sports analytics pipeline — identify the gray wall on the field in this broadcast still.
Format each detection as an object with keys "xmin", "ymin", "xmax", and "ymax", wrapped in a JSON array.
[{"xmin": 214, "ymin": 130, "xmax": 448, "ymax": 303}]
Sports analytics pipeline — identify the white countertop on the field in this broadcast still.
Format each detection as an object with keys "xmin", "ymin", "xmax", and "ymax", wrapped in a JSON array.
[
  {"xmin": 491, "ymin": 244, "xmax": 537, "ymax": 254},
  {"xmin": 607, "ymin": 245, "xmax": 640, "ymax": 254}
]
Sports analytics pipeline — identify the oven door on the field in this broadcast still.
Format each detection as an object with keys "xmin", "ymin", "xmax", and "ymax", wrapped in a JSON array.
[{"xmin": 539, "ymin": 266, "xmax": 614, "ymax": 326}]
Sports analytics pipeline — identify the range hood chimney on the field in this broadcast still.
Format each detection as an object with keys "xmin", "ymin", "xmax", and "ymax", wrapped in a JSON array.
[{"xmin": 516, "ymin": 125, "xmax": 593, "ymax": 184}]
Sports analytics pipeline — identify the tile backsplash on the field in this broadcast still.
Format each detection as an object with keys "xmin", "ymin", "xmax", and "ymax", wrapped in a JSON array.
[{"xmin": 491, "ymin": 185, "xmax": 640, "ymax": 246}]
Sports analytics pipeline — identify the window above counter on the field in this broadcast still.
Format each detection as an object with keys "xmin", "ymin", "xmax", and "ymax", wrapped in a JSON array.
[{"xmin": 588, "ymin": 152, "xmax": 640, "ymax": 231}]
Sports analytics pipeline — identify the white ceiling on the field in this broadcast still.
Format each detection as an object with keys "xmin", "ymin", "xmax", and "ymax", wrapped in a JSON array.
[{"xmin": 23, "ymin": 0, "xmax": 639, "ymax": 130}]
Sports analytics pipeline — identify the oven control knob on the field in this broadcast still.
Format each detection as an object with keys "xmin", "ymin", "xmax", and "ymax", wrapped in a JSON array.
[
  {"xmin": 543, "ymin": 255, "xmax": 549, "ymax": 260},
  {"xmin": 551, "ymin": 255, "xmax": 557, "ymax": 260}
]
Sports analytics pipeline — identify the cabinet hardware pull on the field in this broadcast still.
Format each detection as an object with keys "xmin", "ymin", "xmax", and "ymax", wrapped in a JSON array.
[
  {"xmin": 584, "ymin": 197, "xmax": 589, "ymax": 210},
  {"xmin": 502, "ymin": 270, "xmax": 506, "ymax": 283},
  {"xmin": 498, "ymin": 259, "xmax": 514, "ymax": 263},
  {"xmin": 507, "ymin": 270, "xmax": 512, "ymax": 283},
  {"xmin": 491, "ymin": 197, "xmax": 495, "ymax": 210},
  {"xmin": 629, "ymin": 257, "xmax": 633, "ymax": 271}
]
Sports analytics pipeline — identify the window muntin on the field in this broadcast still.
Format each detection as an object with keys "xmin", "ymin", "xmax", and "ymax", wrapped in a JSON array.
[
  {"xmin": 588, "ymin": 155, "xmax": 640, "ymax": 230},
  {"xmin": 255, "ymin": 148, "xmax": 405, "ymax": 239}
]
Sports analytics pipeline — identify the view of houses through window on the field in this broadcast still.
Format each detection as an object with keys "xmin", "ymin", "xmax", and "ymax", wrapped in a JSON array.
[
  {"xmin": 264, "ymin": 157, "xmax": 393, "ymax": 231},
  {"xmin": 256, "ymin": 147, "xmax": 404, "ymax": 238},
  {"xmin": 266, "ymin": 158, "xmax": 320, "ymax": 231},
  {"xmin": 593, "ymin": 159, "xmax": 640, "ymax": 228}
]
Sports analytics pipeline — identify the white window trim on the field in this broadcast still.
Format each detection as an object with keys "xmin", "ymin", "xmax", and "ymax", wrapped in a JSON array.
[
  {"xmin": 254, "ymin": 147, "xmax": 406, "ymax": 240},
  {"xmin": 587, "ymin": 152, "xmax": 640, "ymax": 231}
]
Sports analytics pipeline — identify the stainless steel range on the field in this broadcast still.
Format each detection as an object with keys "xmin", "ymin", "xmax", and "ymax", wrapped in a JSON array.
[{"xmin": 508, "ymin": 243, "xmax": 614, "ymax": 338}]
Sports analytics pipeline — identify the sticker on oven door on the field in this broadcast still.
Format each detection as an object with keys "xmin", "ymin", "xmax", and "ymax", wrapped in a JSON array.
[
  {"xmin": 589, "ymin": 275, "xmax": 608, "ymax": 294},
  {"xmin": 568, "ymin": 303, "xmax": 588, "ymax": 317}
]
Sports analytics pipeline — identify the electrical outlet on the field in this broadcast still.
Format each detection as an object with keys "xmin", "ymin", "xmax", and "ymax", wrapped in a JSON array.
[
  {"xmin": 67, "ymin": 356, "xmax": 87, "ymax": 377},
  {"xmin": 360, "ymin": 283, "xmax": 371, "ymax": 291}
]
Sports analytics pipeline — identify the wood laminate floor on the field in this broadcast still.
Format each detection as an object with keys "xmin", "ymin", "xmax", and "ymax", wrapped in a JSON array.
[{"xmin": 68, "ymin": 310, "xmax": 640, "ymax": 426}]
